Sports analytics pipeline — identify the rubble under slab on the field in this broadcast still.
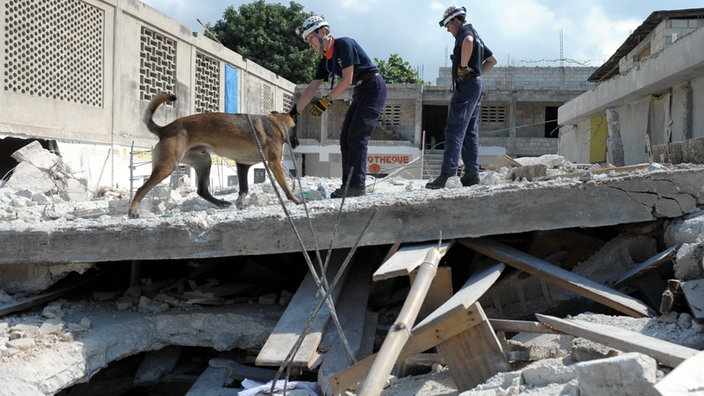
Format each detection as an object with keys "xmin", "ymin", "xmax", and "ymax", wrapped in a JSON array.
[{"xmin": 0, "ymin": 302, "xmax": 282, "ymax": 395}]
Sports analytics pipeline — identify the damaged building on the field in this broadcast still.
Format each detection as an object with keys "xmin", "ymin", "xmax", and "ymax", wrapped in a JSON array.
[{"xmin": 1, "ymin": 1, "xmax": 704, "ymax": 396}]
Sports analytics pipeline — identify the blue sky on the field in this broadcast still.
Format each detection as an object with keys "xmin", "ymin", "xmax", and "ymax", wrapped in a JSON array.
[{"xmin": 141, "ymin": 0, "xmax": 703, "ymax": 83}]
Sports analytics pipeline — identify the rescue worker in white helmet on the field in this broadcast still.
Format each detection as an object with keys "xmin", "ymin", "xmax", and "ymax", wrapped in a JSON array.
[
  {"xmin": 295, "ymin": 16, "xmax": 387, "ymax": 198},
  {"xmin": 426, "ymin": 6, "xmax": 498, "ymax": 189}
]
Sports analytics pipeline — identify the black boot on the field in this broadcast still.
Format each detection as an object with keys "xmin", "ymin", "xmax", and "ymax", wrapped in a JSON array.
[
  {"xmin": 426, "ymin": 174, "xmax": 453, "ymax": 189},
  {"xmin": 460, "ymin": 173, "xmax": 480, "ymax": 187},
  {"xmin": 330, "ymin": 186, "xmax": 366, "ymax": 198}
]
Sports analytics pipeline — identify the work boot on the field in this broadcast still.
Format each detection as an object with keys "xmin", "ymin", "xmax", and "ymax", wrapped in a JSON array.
[
  {"xmin": 425, "ymin": 174, "xmax": 453, "ymax": 189},
  {"xmin": 460, "ymin": 172, "xmax": 480, "ymax": 187},
  {"xmin": 330, "ymin": 186, "xmax": 366, "ymax": 198}
]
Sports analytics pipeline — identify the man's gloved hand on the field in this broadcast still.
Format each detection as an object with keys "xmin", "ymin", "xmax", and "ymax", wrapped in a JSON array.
[
  {"xmin": 309, "ymin": 95, "xmax": 332, "ymax": 117},
  {"xmin": 456, "ymin": 66, "xmax": 475, "ymax": 82}
]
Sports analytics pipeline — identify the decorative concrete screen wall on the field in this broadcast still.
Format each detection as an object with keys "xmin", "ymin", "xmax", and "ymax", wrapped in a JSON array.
[{"xmin": 0, "ymin": 0, "xmax": 295, "ymax": 148}]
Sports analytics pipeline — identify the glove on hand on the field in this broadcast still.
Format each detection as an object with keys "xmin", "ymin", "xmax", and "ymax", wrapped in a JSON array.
[
  {"xmin": 456, "ymin": 66, "xmax": 475, "ymax": 82},
  {"xmin": 309, "ymin": 95, "xmax": 332, "ymax": 117}
]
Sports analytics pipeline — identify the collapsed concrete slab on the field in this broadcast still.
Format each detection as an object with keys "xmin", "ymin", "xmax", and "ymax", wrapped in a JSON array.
[{"xmin": 0, "ymin": 165, "xmax": 702, "ymax": 265}]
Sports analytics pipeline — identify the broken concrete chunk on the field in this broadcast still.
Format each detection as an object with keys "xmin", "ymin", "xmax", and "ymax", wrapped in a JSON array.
[
  {"xmin": 575, "ymin": 352, "xmax": 658, "ymax": 396},
  {"xmin": 11, "ymin": 141, "xmax": 60, "ymax": 170},
  {"xmin": 4, "ymin": 161, "xmax": 55, "ymax": 194},
  {"xmin": 673, "ymin": 242, "xmax": 704, "ymax": 280},
  {"xmin": 665, "ymin": 209, "xmax": 704, "ymax": 245}
]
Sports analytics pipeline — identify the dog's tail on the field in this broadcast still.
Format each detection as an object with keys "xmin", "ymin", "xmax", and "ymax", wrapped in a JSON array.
[{"xmin": 144, "ymin": 92, "xmax": 177, "ymax": 135}]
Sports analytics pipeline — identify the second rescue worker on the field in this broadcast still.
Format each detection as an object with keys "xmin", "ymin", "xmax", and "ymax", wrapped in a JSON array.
[{"xmin": 426, "ymin": 6, "xmax": 497, "ymax": 189}]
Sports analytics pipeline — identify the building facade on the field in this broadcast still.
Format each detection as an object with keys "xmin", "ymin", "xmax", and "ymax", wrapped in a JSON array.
[
  {"xmin": 558, "ymin": 9, "xmax": 704, "ymax": 165},
  {"xmin": 1, "ymin": 0, "xmax": 603, "ymax": 196}
]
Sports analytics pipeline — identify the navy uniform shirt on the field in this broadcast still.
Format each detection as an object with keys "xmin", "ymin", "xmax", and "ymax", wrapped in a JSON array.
[
  {"xmin": 452, "ymin": 24, "xmax": 493, "ymax": 82},
  {"xmin": 313, "ymin": 37, "xmax": 379, "ymax": 85}
]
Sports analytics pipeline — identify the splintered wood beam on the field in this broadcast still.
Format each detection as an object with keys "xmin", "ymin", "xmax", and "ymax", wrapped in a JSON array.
[
  {"xmin": 357, "ymin": 247, "xmax": 442, "ymax": 395},
  {"xmin": 460, "ymin": 238, "xmax": 654, "ymax": 318},
  {"xmin": 330, "ymin": 261, "xmax": 505, "ymax": 394},
  {"xmin": 536, "ymin": 314, "xmax": 698, "ymax": 368},
  {"xmin": 615, "ymin": 245, "xmax": 677, "ymax": 286},
  {"xmin": 372, "ymin": 242, "xmax": 452, "ymax": 281},
  {"xmin": 330, "ymin": 303, "xmax": 484, "ymax": 394}
]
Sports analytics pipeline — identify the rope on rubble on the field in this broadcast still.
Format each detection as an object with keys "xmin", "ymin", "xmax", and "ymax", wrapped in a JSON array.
[{"xmin": 245, "ymin": 115, "xmax": 360, "ymax": 392}]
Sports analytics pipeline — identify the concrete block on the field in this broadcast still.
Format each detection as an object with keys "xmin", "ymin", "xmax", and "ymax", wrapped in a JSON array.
[
  {"xmin": 570, "ymin": 337, "xmax": 620, "ymax": 362},
  {"xmin": 4, "ymin": 161, "xmax": 55, "ymax": 193},
  {"xmin": 673, "ymin": 242, "xmax": 704, "ymax": 280},
  {"xmin": 576, "ymin": 352, "xmax": 659, "ymax": 396},
  {"xmin": 11, "ymin": 141, "xmax": 60, "ymax": 171},
  {"xmin": 521, "ymin": 360, "xmax": 577, "ymax": 387}
]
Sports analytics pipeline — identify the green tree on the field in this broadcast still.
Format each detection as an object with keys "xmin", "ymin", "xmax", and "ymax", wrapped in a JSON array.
[
  {"xmin": 208, "ymin": 1, "xmax": 317, "ymax": 84},
  {"xmin": 375, "ymin": 53, "xmax": 427, "ymax": 85}
]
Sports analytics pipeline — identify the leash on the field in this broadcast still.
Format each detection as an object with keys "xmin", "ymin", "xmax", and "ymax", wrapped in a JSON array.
[{"xmin": 244, "ymin": 115, "xmax": 359, "ymax": 388}]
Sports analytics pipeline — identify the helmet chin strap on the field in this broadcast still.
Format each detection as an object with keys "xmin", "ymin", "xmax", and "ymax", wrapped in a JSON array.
[{"xmin": 313, "ymin": 32, "xmax": 327, "ymax": 56}]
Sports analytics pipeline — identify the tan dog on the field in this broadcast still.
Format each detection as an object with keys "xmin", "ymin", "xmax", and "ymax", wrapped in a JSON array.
[{"xmin": 128, "ymin": 92, "xmax": 301, "ymax": 218}]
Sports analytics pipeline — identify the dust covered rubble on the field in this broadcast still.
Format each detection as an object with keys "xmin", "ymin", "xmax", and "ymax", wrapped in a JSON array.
[
  {"xmin": 2, "ymin": 144, "xmax": 704, "ymax": 395},
  {"xmin": 0, "ymin": 144, "xmax": 692, "ymax": 225},
  {"xmin": 379, "ymin": 312, "xmax": 704, "ymax": 396}
]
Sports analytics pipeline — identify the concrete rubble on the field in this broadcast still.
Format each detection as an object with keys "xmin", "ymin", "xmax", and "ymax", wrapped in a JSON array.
[{"xmin": 0, "ymin": 144, "xmax": 703, "ymax": 395}]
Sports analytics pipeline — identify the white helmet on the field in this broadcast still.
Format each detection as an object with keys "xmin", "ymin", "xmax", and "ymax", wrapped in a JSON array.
[
  {"xmin": 439, "ymin": 6, "xmax": 466, "ymax": 27},
  {"xmin": 296, "ymin": 16, "xmax": 329, "ymax": 40}
]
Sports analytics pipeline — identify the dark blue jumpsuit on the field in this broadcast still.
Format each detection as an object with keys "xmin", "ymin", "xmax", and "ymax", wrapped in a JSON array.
[
  {"xmin": 441, "ymin": 24, "xmax": 493, "ymax": 177},
  {"xmin": 313, "ymin": 37, "xmax": 388, "ymax": 191}
]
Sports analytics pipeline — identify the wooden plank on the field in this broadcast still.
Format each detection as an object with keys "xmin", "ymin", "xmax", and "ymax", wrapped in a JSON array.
[
  {"xmin": 255, "ymin": 249, "xmax": 350, "ymax": 368},
  {"xmin": 412, "ymin": 267, "xmax": 453, "ymax": 322},
  {"xmin": 460, "ymin": 238, "xmax": 653, "ymax": 318},
  {"xmin": 536, "ymin": 314, "xmax": 698, "ymax": 368},
  {"xmin": 372, "ymin": 242, "xmax": 451, "ymax": 281},
  {"xmin": 415, "ymin": 261, "xmax": 505, "ymax": 329},
  {"xmin": 330, "ymin": 262, "xmax": 504, "ymax": 394},
  {"xmin": 317, "ymin": 260, "xmax": 373, "ymax": 396},
  {"xmin": 489, "ymin": 319, "xmax": 561, "ymax": 334},
  {"xmin": 330, "ymin": 303, "xmax": 484, "ymax": 394},
  {"xmin": 654, "ymin": 350, "xmax": 704, "ymax": 395},
  {"xmin": 615, "ymin": 246, "xmax": 677, "ymax": 286},
  {"xmin": 681, "ymin": 279, "xmax": 704, "ymax": 321},
  {"xmin": 381, "ymin": 241, "xmax": 402, "ymax": 264},
  {"xmin": 437, "ymin": 305, "xmax": 509, "ymax": 390},
  {"xmin": 413, "ymin": 263, "xmax": 508, "ymax": 391},
  {"xmin": 358, "ymin": 247, "xmax": 443, "ymax": 395}
]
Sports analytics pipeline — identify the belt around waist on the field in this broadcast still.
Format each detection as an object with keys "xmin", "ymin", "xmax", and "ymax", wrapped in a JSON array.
[{"xmin": 356, "ymin": 72, "xmax": 379, "ymax": 86}]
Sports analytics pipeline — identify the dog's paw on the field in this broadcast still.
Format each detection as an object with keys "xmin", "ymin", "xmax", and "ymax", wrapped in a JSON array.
[{"xmin": 235, "ymin": 196, "xmax": 245, "ymax": 210}]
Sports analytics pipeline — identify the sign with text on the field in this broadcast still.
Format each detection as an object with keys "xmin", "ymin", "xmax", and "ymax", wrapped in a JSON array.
[{"xmin": 367, "ymin": 154, "xmax": 412, "ymax": 174}]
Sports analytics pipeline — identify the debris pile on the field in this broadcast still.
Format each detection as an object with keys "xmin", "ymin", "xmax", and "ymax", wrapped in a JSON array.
[{"xmin": 0, "ymin": 142, "xmax": 703, "ymax": 395}]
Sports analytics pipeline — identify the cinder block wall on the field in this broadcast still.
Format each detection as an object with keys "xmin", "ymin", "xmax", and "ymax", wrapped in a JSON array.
[{"xmin": 0, "ymin": 0, "xmax": 295, "ymax": 190}]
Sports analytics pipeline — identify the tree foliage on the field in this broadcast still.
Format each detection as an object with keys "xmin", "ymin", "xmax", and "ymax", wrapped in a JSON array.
[
  {"xmin": 375, "ymin": 53, "xmax": 427, "ymax": 85},
  {"xmin": 208, "ymin": 1, "xmax": 317, "ymax": 84},
  {"xmin": 207, "ymin": 2, "xmax": 426, "ymax": 86}
]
